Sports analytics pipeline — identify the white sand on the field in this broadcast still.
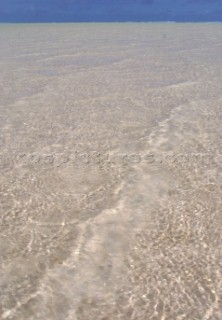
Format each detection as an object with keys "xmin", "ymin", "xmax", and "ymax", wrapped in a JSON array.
[{"xmin": 0, "ymin": 23, "xmax": 222, "ymax": 320}]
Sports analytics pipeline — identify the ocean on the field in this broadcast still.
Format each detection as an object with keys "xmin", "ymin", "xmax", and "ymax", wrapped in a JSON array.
[{"xmin": 1, "ymin": 23, "xmax": 222, "ymax": 319}]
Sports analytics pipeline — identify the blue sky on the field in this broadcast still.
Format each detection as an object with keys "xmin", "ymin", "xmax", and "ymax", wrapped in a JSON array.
[{"xmin": 0, "ymin": 0, "xmax": 222, "ymax": 22}]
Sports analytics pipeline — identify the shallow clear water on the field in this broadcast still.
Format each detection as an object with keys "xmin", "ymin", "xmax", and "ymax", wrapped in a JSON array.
[{"xmin": 0, "ymin": 23, "xmax": 222, "ymax": 320}]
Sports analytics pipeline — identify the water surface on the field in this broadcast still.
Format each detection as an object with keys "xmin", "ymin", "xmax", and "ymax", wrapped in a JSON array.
[{"xmin": 0, "ymin": 23, "xmax": 222, "ymax": 320}]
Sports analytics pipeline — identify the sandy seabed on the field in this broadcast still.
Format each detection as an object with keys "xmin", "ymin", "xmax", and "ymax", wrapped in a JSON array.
[{"xmin": 0, "ymin": 23, "xmax": 222, "ymax": 320}]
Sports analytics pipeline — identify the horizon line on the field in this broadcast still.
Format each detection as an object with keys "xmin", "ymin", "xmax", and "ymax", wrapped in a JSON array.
[{"xmin": 1, "ymin": 21, "xmax": 222, "ymax": 24}]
